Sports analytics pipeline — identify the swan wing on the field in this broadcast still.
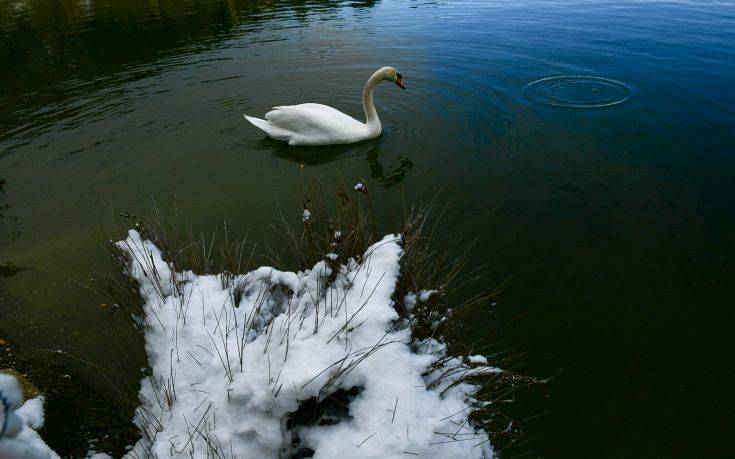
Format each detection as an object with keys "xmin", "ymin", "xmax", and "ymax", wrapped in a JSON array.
[
  {"xmin": 266, "ymin": 104, "xmax": 366, "ymax": 137},
  {"xmin": 245, "ymin": 103, "xmax": 371, "ymax": 145},
  {"xmin": 243, "ymin": 115, "xmax": 294, "ymax": 142}
]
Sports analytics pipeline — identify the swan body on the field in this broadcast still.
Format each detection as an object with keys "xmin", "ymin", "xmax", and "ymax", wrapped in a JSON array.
[{"xmin": 244, "ymin": 66, "xmax": 405, "ymax": 146}]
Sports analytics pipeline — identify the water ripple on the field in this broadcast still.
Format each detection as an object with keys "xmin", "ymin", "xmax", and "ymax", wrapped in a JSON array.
[{"xmin": 523, "ymin": 75, "xmax": 632, "ymax": 108}]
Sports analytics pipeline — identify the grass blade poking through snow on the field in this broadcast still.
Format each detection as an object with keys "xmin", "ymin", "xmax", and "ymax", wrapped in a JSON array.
[{"xmin": 104, "ymin": 184, "xmax": 542, "ymax": 458}]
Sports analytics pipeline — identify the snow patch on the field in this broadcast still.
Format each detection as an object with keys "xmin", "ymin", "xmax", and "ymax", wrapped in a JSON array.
[
  {"xmin": 404, "ymin": 292, "xmax": 417, "ymax": 311},
  {"xmin": 418, "ymin": 289, "xmax": 436, "ymax": 302},
  {"xmin": 0, "ymin": 373, "xmax": 59, "ymax": 459},
  {"xmin": 15, "ymin": 396, "xmax": 45, "ymax": 430},
  {"xmin": 87, "ymin": 452, "xmax": 113, "ymax": 459},
  {"xmin": 118, "ymin": 229, "xmax": 495, "ymax": 458}
]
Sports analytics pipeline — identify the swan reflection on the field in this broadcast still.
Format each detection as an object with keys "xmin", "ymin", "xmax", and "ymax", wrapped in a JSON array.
[{"xmin": 262, "ymin": 137, "xmax": 413, "ymax": 189}]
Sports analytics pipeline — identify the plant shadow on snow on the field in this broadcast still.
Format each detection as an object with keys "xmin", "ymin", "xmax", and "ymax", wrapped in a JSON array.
[
  {"xmin": 285, "ymin": 386, "xmax": 364, "ymax": 458},
  {"xmin": 94, "ymin": 182, "xmax": 547, "ymax": 457},
  {"xmin": 260, "ymin": 137, "xmax": 414, "ymax": 189}
]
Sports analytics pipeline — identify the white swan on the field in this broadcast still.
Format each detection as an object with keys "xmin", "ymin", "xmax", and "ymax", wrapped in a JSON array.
[{"xmin": 244, "ymin": 66, "xmax": 405, "ymax": 146}]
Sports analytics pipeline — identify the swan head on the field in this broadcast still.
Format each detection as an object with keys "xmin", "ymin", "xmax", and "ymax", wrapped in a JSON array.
[{"xmin": 380, "ymin": 66, "xmax": 406, "ymax": 90}]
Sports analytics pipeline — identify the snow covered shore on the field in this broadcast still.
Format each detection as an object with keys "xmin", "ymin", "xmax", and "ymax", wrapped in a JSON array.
[{"xmin": 118, "ymin": 229, "xmax": 499, "ymax": 458}]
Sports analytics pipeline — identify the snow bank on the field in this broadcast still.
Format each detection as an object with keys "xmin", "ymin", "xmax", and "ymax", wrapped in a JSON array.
[
  {"xmin": 86, "ymin": 452, "xmax": 113, "ymax": 459},
  {"xmin": 118, "ymin": 229, "xmax": 497, "ymax": 458},
  {"xmin": 0, "ymin": 373, "xmax": 59, "ymax": 459}
]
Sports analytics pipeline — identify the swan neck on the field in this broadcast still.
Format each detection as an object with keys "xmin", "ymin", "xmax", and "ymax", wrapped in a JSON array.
[{"xmin": 362, "ymin": 71, "xmax": 382, "ymax": 128}]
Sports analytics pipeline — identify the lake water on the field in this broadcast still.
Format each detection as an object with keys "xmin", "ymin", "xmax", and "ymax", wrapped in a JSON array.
[{"xmin": 1, "ymin": 0, "xmax": 734, "ymax": 456}]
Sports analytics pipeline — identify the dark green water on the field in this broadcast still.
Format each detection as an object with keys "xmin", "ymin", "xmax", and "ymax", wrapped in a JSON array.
[{"xmin": 1, "ymin": 0, "xmax": 734, "ymax": 456}]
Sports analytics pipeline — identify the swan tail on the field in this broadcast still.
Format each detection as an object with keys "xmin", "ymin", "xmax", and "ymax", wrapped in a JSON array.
[{"xmin": 243, "ymin": 114, "xmax": 294, "ymax": 142}]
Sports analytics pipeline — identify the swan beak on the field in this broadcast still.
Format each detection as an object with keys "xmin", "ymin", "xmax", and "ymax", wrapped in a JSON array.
[{"xmin": 396, "ymin": 77, "xmax": 406, "ymax": 90}]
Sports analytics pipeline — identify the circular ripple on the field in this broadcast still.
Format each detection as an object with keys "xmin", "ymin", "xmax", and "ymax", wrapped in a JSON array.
[{"xmin": 523, "ymin": 76, "xmax": 632, "ymax": 108}]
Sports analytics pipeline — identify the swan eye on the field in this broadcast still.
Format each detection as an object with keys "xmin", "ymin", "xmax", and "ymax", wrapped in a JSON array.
[{"xmin": 396, "ymin": 72, "xmax": 403, "ymax": 79}]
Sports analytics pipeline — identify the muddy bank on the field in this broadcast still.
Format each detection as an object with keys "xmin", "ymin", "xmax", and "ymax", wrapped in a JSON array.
[{"xmin": 0, "ymin": 330, "xmax": 139, "ymax": 456}]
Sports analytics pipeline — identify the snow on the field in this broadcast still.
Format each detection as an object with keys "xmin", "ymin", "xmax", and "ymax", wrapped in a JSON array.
[
  {"xmin": 354, "ymin": 182, "xmax": 366, "ymax": 192},
  {"xmin": 404, "ymin": 292, "xmax": 418, "ymax": 311},
  {"xmin": 0, "ymin": 373, "xmax": 59, "ymax": 459},
  {"xmin": 418, "ymin": 290, "xmax": 436, "ymax": 302},
  {"xmin": 404, "ymin": 289, "xmax": 437, "ymax": 313},
  {"xmin": 118, "ymin": 229, "xmax": 497, "ymax": 458},
  {"xmin": 86, "ymin": 452, "xmax": 113, "ymax": 459},
  {"xmin": 15, "ymin": 397, "xmax": 44, "ymax": 430},
  {"xmin": 302, "ymin": 209, "xmax": 311, "ymax": 222},
  {"xmin": 468, "ymin": 355, "xmax": 488, "ymax": 365}
]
